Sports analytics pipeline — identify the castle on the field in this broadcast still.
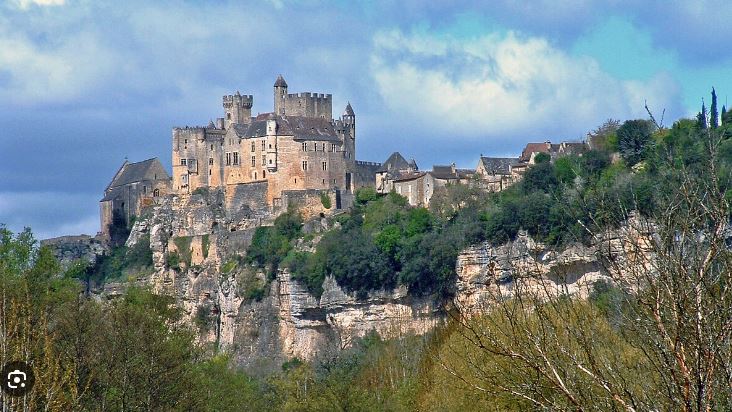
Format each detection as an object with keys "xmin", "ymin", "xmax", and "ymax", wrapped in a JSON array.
[
  {"xmin": 99, "ymin": 75, "xmax": 590, "ymax": 239},
  {"xmin": 171, "ymin": 75, "xmax": 375, "ymax": 209}
]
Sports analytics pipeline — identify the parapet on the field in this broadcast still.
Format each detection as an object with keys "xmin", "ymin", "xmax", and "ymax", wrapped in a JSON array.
[{"xmin": 223, "ymin": 93, "xmax": 254, "ymax": 108}]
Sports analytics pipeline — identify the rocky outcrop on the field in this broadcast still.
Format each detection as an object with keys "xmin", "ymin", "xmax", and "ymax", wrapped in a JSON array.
[
  {"xmin": 41, "ymin": 235, "xmax": 108, "ymax": 270},
  {"xmin": 82, "ymin": 189, "xmax": 622, "ymax": 368}
]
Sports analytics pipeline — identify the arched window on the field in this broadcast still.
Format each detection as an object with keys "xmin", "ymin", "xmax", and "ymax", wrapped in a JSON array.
[{"xmin": 153, "ymin": 189, "xmax": 160, "ymax": 197}]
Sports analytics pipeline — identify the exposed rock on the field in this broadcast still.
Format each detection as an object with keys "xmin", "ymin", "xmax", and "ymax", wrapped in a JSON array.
[
  {"xmin": 41, "ymin": 235, "xmax": 107, "ymax": 270},
  {"xmin": 78, "ymin": 189, "xmax": 625, "ymax": 369}
]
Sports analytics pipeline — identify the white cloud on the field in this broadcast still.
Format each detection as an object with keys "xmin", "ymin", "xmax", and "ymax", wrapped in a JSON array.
[
  {"xmin": 14, "ymin": 0, "xmax": 65, "ymax": 9},
  {"xmin": 370, "ymin": 29, "xmax": 680, "ymax": 141}
]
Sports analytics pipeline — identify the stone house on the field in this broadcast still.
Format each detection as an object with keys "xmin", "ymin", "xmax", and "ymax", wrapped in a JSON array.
[
  {"xmin": 519, "ymin": 141, "xmax": 588, "ymax": 164},
  {"xmin": 172, "ymin": 75, "xmax": 367, "ymax": 212},
  {"xmin": 392, "ymin": 163, "xmax": 474, "ymax": 207},
  {"xmin": 375, "ymin": 152, "xmax": 418, "ymax": 194},
  {"xmin": 475, "ymin": 156, "xmax": 519, "ymax": 192},
  {"xmin": 100, "ymin": 158, "xmax": 171, "ymax": 241}
]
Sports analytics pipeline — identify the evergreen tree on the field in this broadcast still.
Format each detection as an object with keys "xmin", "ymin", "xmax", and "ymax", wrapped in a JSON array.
[
  {"xmin": 697, "ymin": 99, "xmax": 708, "ymax": 129},
  {"xmin": 722, "ymin": 105, "xmax": 727, "ymax": 126},
  {"xmin": 711, "ymin": 88, "xmax": 719, "ymax": 128}
]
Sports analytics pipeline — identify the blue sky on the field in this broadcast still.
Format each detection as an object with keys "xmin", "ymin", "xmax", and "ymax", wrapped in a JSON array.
[{"xmin": 1, "ymin": 0, "xmax": 731, "ymax": 239}]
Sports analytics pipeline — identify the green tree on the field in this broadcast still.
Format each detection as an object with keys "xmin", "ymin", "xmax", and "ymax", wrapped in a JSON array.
[
  {"xmin": 711, "ymin": 88, "xmax": 719, "ymax": 128},
  {"xmin": 617, "ymin": 119, "xmax": 654, "ymax": 165}
]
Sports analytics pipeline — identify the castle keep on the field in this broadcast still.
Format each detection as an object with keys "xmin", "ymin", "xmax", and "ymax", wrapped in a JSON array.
[{"xmin": 172, "ymin": 75, "xmax": 364, "ymax": 209}]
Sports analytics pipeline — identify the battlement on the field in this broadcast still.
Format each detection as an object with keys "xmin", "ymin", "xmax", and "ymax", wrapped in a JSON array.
[
  {"xmin": 287, "ymin": 92, "xmax": 332, "ymax": 100},
  {"xmin": 223, "ymin": 93, "xmax": 254, "ymax": 109}
]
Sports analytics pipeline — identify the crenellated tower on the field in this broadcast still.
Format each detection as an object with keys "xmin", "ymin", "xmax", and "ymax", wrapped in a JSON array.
[{"xmin": 223, "ymin": 91, "xmax": 253, "ymax": 129}]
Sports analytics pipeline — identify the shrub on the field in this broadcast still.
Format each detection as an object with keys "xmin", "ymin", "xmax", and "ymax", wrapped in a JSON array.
[{"xmin": 320, "ymin": 192, "xmax": 332, "ymax": 209}]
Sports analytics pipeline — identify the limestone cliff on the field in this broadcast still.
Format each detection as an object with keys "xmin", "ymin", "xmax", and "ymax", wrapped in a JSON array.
[{"xmin": 53, "ymin": 190, "xmax": 621, "ymax": 368}]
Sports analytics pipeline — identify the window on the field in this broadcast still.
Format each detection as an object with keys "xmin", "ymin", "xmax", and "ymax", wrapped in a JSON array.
[
  {"xmin": 227, "ymin": 113, "xmax": 231, "ymax": 120},
  {"xmin": 254, "ymin": 172, "xmax": 257, "ymax": 179},
  {"xmin": 143, "ymin": 186, "xmax": 147, "ymax": 194},
  {"xmin": 262, "ymin": 140, "xmax": 266, "ymax": 150},
  {"xmin": 209, "ymin": 169, "xmax": 212, "ymax": 175},
  {"xmin": 251, "ymin": 156, "xmax": 256, "ymax": 167},
  {"xmin": 302, "ymin": 161, "xmax": 308, "ymax": 171},
  {"xmin": 322, "ymin": 179, "xmax": 325, "ymax": 184},
  {"xmin": 153, "ymin": 189, "xmax": 160, "ymax": 197},
  {"xmin": 233, "ymin": 152, "xmax": 239, "ymax": 165},
  {"xmin": 211, "ymin": 144, "xmax": 214, "ymax": 150},
  {"xmin": 322, "ymin": 161, "xmax": 327, "ymax": 171},
  {"xmin": 262, "ymin": 156, "xmax": 266, "ymax": 166},
  {"xmin": 180, "ymin": 159, "xmax": 187, "ymax": 166},
  {"xmin": 184, "ymin": 139, "xmax": 188, "ymax": 144},
  {"xmin": 209, "ymin": 157, "xmax": 214, "ymax": 165},
  {"xmin": 331, "ymin": 144, "xmax": 337, "ymax": 152},
  {"xmin": 225, "ymin": 153, "xmax": 232, "ymax": 166},
  {"xmin": 302, "ymin": 142, "xmax": 307, "ymax": 151},
  {"xmin": 269, "ymin": 159, "xmax": 273, "ymax": 164},
  {"xmin": 269, "ymin": 144, "xmax": 272, "ymax": 149},
  {"xmin": 322, "ymin": 143, "xmax": 326, "ymax": 151},
  {"xmin": 251, "ymin": 142, "xmax": 255, "ymax": 152},
  {"xmin": 262, "ymin": 170, "xmax": 266, "ymax": 178}
]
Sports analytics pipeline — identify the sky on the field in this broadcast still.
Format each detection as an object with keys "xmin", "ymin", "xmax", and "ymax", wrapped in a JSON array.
[{"xmin": 1, "ymin": 0, "xmax": 731, "ymax": 239}]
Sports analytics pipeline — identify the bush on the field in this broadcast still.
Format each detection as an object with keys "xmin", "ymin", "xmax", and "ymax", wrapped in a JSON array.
[{"xmin": 320, "ymin": 192, "xmax": 332, "ymax": 209}]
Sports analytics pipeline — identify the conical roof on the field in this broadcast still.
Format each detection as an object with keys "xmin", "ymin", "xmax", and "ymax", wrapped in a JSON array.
[
  {"xmin": 274, "ymin": 74, "xmax": 287, "ymax": 88},
  {"xmin": 343, "ymin": 102, "xmax": 354, "ymax": 116}
]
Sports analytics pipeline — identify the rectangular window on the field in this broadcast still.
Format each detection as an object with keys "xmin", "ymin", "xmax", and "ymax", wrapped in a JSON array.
[
  {"xmin": 322, "ymin": 143, "xmax": 326, "ymax": 151},
  {"xmin": 180, "ymin": 159, "xmax": 187, "ymax": 166},
  {"xmin": 225, "ymin": 152, "xmax": 232, "ymax": 166},
  {"xmin": 322, "ymin": 161, "xmax": 327, "ymax": 171},
  {"xmin": 262, "ymin": 140, "xmax": 266, "ymax": 151},
  {"xmin": 302, "ymin": 161, "xmax": 308, "ymax": 171},
  {"xmin": 209, "ymin": 157, "xmax": 214, "ymax": 165},
  {"xmin": 251, "ymin": 142, "xmax": 255, "ymax": 152},
  {"xmin": 331, "ymin": 144, "xmax": 337, "ymax": 152},
  {"xmin": 233, "ymin": 152, "xmax": 239, "ymax": 166},
  {"xmin": 262, "ymin": 156, "xmax": 266, "ymax": 166},
  {"xmin": 302, "ymin": 142, "xmax": 307, "ymax": 151},
  {"xmin": 251, "ymin": 156, "xmax": 256, "ymax": 167}
]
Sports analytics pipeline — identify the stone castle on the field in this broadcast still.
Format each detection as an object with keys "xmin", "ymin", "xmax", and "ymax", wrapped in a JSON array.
[
  {"xmin": 99, "ymin": 74, "xmax": 589, "ymax": 240},
  {"xmin": 172, "ymin": 75, "xmax": 372, "ymax": 205},
  {"xmin": 100, "ymin": 75, "xmax": 383, "ymax": 240}
]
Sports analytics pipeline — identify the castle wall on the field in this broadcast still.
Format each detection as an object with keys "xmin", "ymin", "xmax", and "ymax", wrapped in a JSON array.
[
  {"xmin": 173, "ymin": 128, "xmax": 225, "ymax": 193},
  {"xmin": 284, "ymin": 93, "xmax": 332, "ymax": 119}
]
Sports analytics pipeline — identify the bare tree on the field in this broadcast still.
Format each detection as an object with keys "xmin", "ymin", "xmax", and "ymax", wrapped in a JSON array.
[{"xmin": 439, "ymin": 126, "xmax": 732, "ymax": 411}]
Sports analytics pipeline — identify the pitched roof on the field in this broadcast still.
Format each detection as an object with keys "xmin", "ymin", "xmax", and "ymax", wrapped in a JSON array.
[
  {"xmin": 479, "ymin": 157, "xmax": 517, "ymax": 175},
  {"xmin": 431, "ymin": 165, "xmax": 458, "ymax": 180},
  {"xmin": 377, "ymin": 152, "xmax": 411, "ymax": 173},
  {"xmin": 393, "ymin": 171, "xmax": 426, "ymax": 182},
  {"xmin": 233, "ymin": 115, "xmax": 340, "ymax": 142},
  {"xmin": 343, "ymin": 102, "xmax": 354, "ymax": 116},
  {"xmin": 520, "ymin": 142, "xmax": 552, "ymax": 162},
  {"xmin": 106, "ymin": 158, "xmax": 169, "ymax": 190}
]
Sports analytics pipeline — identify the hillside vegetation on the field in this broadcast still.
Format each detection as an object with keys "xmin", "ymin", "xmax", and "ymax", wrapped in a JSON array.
[{"xmin": 3, "ymin": 102, "xmax": 732, "ymax": 410}]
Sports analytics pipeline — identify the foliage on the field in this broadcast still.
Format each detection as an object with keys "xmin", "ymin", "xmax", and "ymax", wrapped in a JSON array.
[
  {"xmin": 617, "ymin": 119, "xmax": 654, "ymax": 165},
  {"xmin": 533, "ymin": 151, "xmax": 550, "ymax": 164},
  {"xmin": 245, "ymin": 208, "xmax": 303, "ymax": 278},
  {"xmin": 201, "ymin": 234, "xmax": 210, "ymax": 259},
  {"xmin": 173, "ymin": 236, "xmax": 193, "ymax": 268},
  {"xmin": 320, "ymin": 191, "xmax": 332, "ymax": 209}
]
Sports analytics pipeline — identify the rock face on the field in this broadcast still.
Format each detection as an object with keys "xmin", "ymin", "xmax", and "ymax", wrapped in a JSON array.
[
  {"xmin": 88, "ymin": 190, "xmax": 618, "ymax": 368},
  {"xmin": 455, "ymin": 233, "xmax": 610, "ymax": 312},
  {"xmin": 41, "ymin": 235, "xmax": 108, "ymax": 270}
]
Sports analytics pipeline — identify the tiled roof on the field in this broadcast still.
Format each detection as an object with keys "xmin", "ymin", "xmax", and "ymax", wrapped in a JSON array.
[
  {"xmin": 107, "ymin": 158, "xmax": 169, "ymax": 190},
  {"xmin": 233, "ymin": 115, "xmax": 341, "ymax": 142},
  {"xmin": 479, "ymin": 157, "xmax": 517, "ymax": 175},
  {"xmin": 377, "ymin": 152, "xmax": 411, "ymax": 173}
]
